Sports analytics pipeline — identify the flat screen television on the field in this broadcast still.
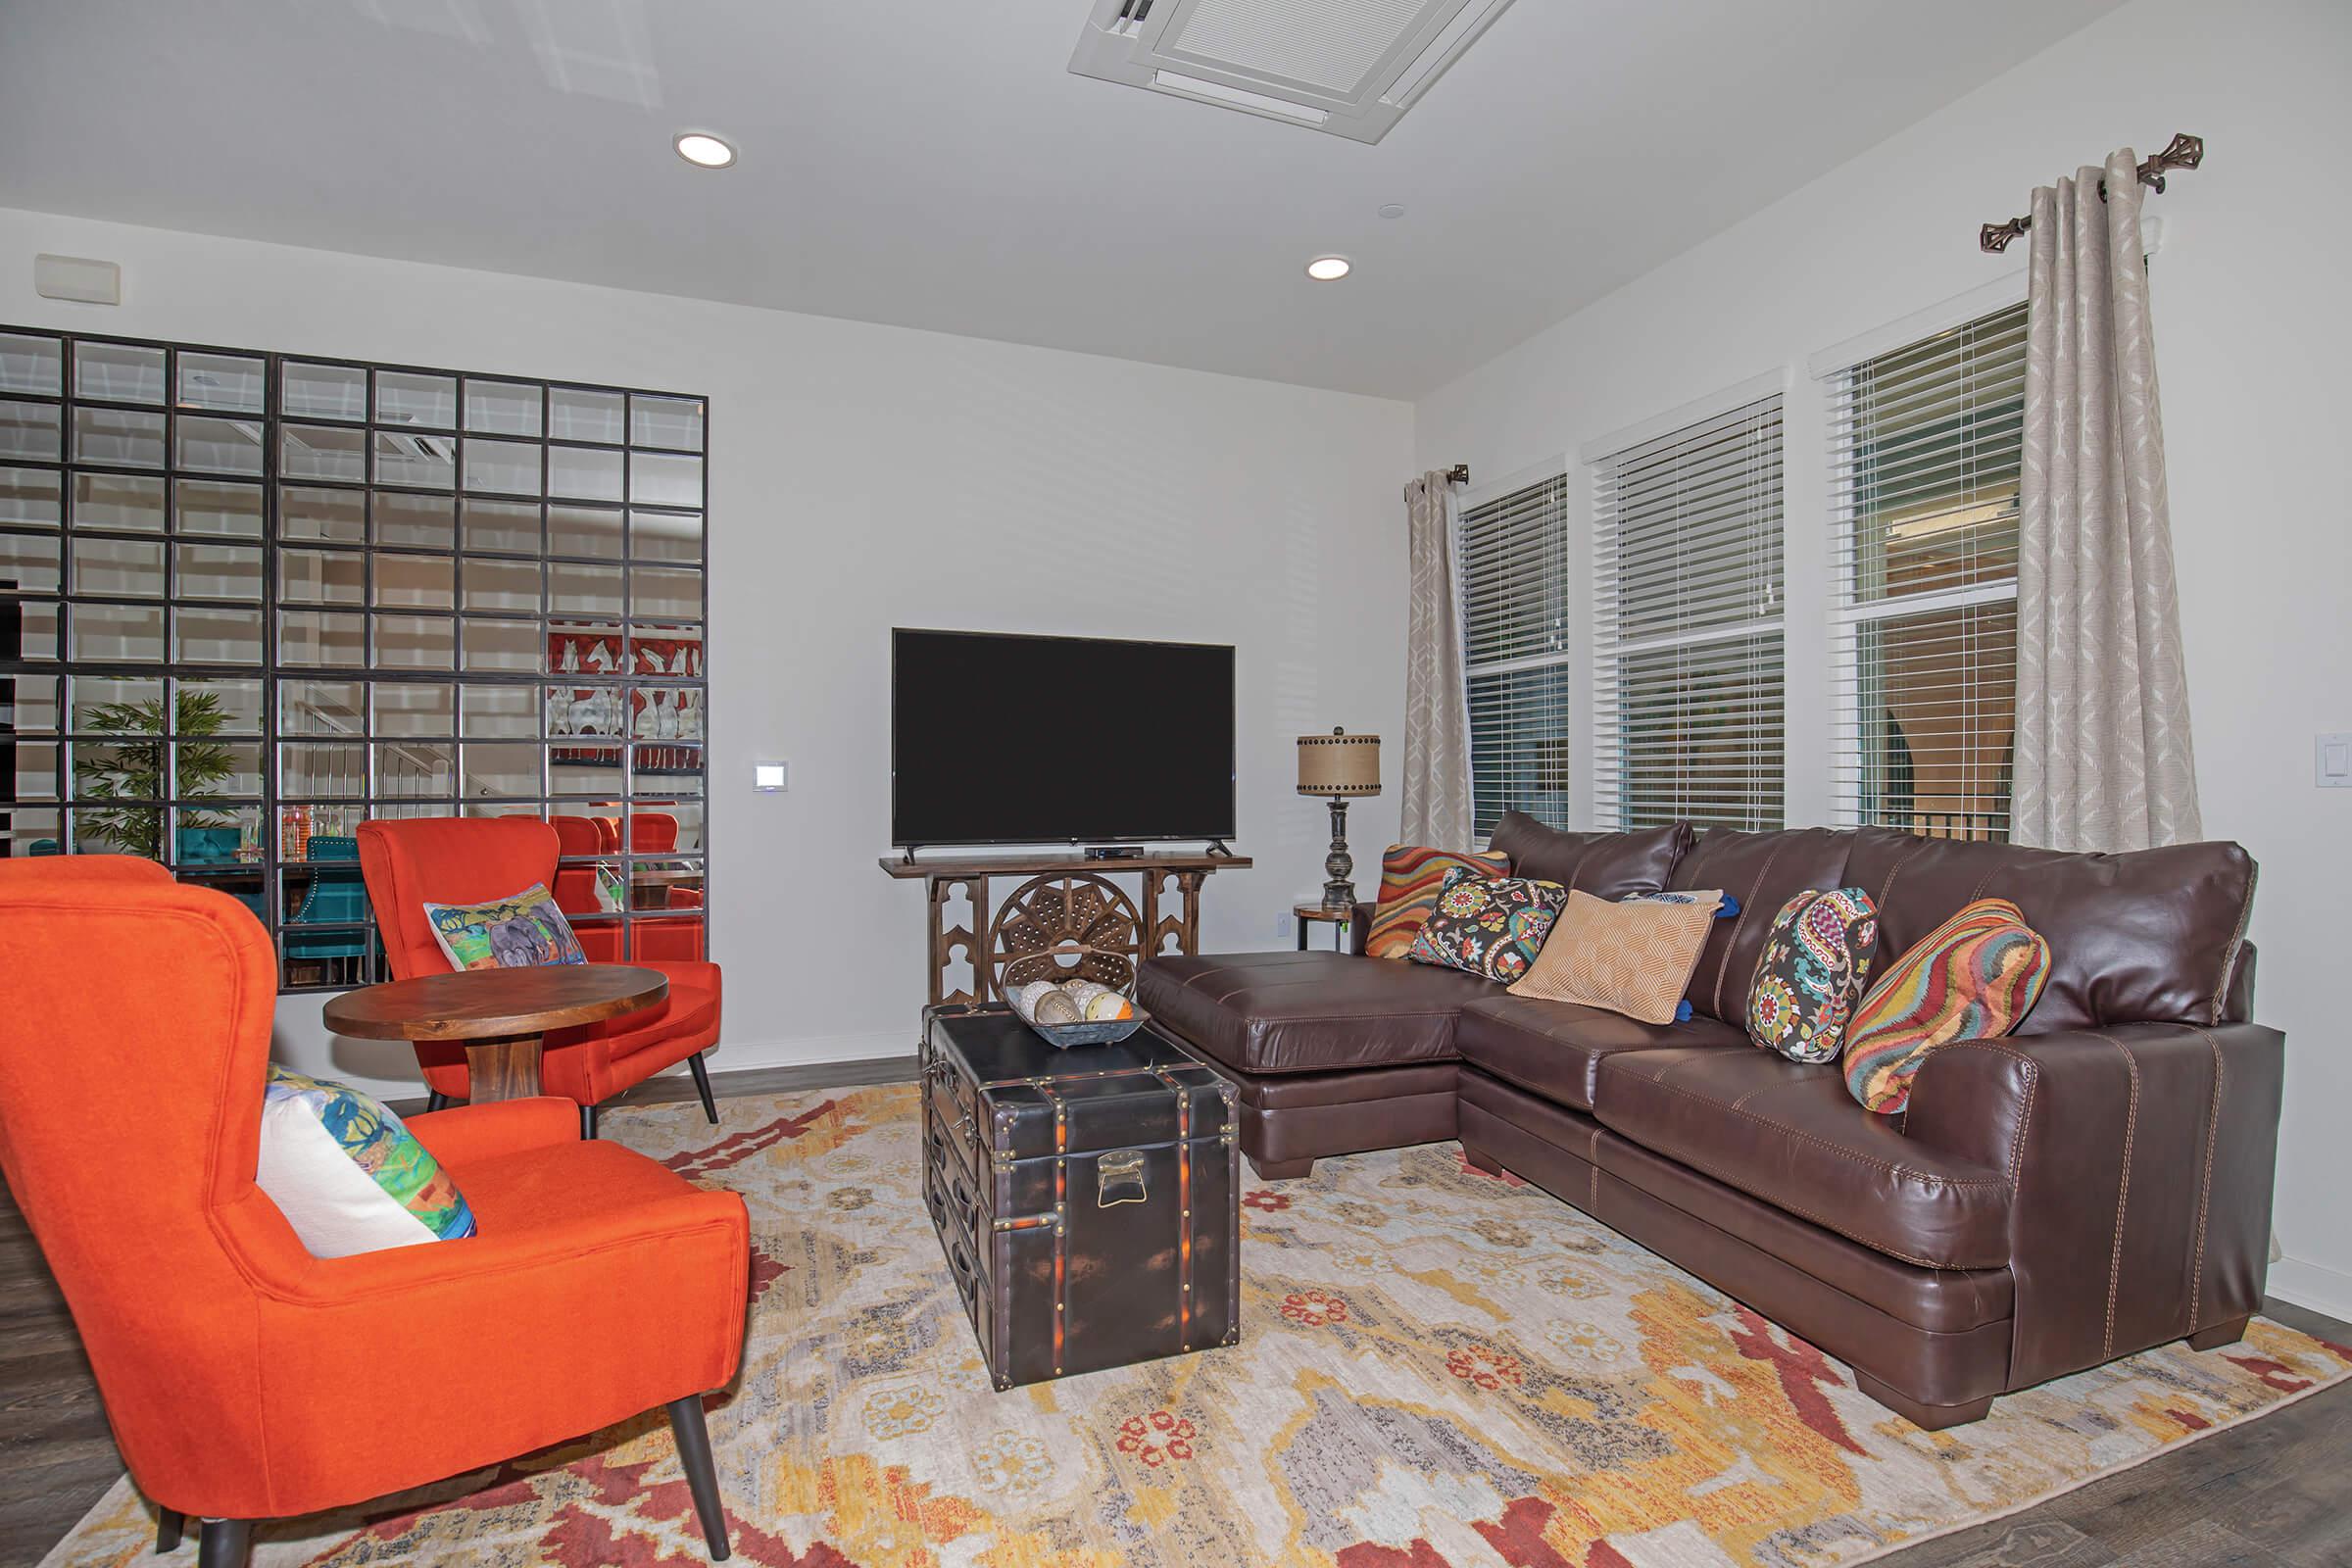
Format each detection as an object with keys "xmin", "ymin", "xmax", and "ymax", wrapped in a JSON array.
[{"xmin": 892, "ymin": 628, "xmax": 1235, "ymax": 848}]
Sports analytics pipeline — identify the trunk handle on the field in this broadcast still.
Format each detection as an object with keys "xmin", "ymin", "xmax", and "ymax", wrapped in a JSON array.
[{"xmin": 1098, "ymin": 1149, "xmax": 1148, "ymax": 1207}]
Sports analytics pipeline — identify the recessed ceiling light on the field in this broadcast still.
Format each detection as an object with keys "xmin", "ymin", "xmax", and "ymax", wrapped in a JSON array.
[
  {"xmin": 1378, "ymin": 204, "xmax": 1407, "ymax": 220},
  {"xmin": 1305, "ymin": 256, "xmax": 1351, "ymax": 281},
  {"xmin": 674, "ymin": 132, "xmax": 736, "ymax": 169}
]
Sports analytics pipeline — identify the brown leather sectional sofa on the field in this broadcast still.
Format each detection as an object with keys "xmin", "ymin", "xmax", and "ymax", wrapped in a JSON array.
[{"xmin": 1137, "ymin": 812, "xmax": 2280, "ymax": 1428}]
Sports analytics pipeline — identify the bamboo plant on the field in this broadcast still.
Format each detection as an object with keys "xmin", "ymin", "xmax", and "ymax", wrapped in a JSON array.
[{"xmin": 71, "ymin": 692, "xmax": 238, "ymax": 860}]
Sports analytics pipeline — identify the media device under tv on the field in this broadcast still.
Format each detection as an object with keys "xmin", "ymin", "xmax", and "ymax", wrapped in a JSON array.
[{"xmin": 891, "ymin": 628, "xmax": 1236, "ymax": 849}]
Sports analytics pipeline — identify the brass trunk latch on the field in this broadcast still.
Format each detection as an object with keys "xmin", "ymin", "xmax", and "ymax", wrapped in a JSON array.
[{"xmin": 1098, "ymin": 1149, "xmax": 1148, "ymax": 1207}]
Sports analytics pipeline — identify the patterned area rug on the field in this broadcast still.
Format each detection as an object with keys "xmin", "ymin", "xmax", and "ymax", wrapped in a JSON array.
[{"xmin": 47, "ymin": 1084, "xmax": 2351, "ymax": 1567}]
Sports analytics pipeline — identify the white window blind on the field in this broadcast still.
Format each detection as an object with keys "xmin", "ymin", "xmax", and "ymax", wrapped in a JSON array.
[
  {"xmin": 1827, "ymin": 301, "xmax": 2025, "ymax": 842},
  {"xmin": 1592, "ymin": 394, "xmax": 1785, "ymax": 830},
  {"xmin": 1458, "ymin": 471, "xmax": 1571, "ymax": 838}
]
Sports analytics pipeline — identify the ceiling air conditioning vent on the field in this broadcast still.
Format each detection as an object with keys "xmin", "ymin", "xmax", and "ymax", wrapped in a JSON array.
[{"xmin": 1069, "ymin": 0, "xmax": 1514, "ymax": 145}]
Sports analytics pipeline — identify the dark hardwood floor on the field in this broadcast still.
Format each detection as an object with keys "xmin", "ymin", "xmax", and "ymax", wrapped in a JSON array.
[{"xmin": 2, "ymin": 1056, "xmax": 2343, "ymax": 1567}]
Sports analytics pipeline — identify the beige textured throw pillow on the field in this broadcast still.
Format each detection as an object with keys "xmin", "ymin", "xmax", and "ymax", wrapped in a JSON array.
[{"xmin": 1507, "ymin": 889, "xmax": 1725, "ymax": 1024}]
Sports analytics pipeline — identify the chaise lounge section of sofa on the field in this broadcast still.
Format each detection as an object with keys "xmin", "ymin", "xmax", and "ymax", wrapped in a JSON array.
[
  {"xmin": 1137, "ymin": 813, "xmax": 2280, "ymax": 1427},
  {"xmin": 1138, "ymin": 816, "xmax": 1690, "ymax": 1176}
]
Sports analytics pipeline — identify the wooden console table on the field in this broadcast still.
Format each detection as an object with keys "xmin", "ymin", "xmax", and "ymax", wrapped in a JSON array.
[{"xmin": 881, "ymin": 850, "xmax": 1251, "ymax": 1006}]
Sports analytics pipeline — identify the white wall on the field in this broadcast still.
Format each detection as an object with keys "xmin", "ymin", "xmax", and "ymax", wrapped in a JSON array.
[
  {"xmin": 0, "ymin": 206, "xmax": 1414, "ymax": 1100},
  {"xmin": 1416, "ymin": 0, "xmax": 2352, "ymax": 1314}
]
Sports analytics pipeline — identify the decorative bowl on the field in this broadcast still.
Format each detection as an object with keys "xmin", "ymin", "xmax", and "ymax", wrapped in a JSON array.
[{"xmin": 1023, "ymin": 1005, "xmax": 1152, "ymax": 1050}]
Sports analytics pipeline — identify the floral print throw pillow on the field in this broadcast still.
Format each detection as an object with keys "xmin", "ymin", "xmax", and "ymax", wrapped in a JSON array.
[
  {"xmin": 1405, "ymin": 865, "xmax": 1569, "ymax": 984},
  {"xmin": 1746, "ymin": 887, "xmax": 1880, "ymax": 1062}
]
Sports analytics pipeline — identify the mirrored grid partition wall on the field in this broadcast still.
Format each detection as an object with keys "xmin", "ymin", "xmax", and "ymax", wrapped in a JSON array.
[{"xmin": 0, "ymin": 326, "xmax": 709, "ymax": 991}]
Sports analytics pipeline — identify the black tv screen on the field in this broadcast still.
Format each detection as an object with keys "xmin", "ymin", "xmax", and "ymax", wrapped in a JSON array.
[{"xmin": 892, "ymin": 629, "xmax": 1235, "ymax": 847}]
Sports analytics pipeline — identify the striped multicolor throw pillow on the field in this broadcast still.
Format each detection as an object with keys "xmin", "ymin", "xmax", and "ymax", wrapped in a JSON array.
[
  {"xmin": 1842, "ymin": 898, "xmax": 2052, "ymax": 1114},
  {"xmin": 1365, "ymin": 845, "xmax": 1509, "ymax": 959}
]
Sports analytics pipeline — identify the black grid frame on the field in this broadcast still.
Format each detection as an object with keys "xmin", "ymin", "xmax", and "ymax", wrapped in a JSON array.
[{"xmin": 0, "ymin": 324, "xmax": 710, "ymax": 991}]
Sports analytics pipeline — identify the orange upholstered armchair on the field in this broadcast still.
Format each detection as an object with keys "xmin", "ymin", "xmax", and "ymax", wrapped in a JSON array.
[
  {"xmin": 0, "ymin": 862, "xmax": 749, "ymax": 1568},
  {"xmin": 356, "ymin": 817, "xmax": 722, "ymax": 1137}
]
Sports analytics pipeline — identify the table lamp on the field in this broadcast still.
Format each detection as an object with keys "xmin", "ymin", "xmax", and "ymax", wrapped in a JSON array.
[{"xmin": 1298, "ymin": 727, "xmax": 1381, "ymax": 912}]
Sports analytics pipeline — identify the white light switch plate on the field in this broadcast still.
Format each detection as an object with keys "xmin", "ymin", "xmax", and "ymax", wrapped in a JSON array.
[
  {"xmin": 753, "ymin": 760, "xmax": 788, "ymax": 792},
  {"xmin": 2320, "ymin": 734, "xmax": 2352, "ymax": 788}
]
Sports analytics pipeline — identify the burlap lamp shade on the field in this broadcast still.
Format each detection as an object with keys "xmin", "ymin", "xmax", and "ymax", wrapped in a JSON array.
[{"xmin": 1297, "ymin": 730, "xmax": 1382, "ymax": 798}]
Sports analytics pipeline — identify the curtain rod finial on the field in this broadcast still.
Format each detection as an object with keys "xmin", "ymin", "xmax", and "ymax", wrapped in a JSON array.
[
  {"xmin": 1446, "ymin": 464, "xmax": 1470, "ymax": 486},
  {"xmin": 1981, "ymin": 219, "xmax": 2029, "ymax": 254},
  {"xmin": 1983, "ymin": 132, "xmax": 2202, "ymax": 252}
]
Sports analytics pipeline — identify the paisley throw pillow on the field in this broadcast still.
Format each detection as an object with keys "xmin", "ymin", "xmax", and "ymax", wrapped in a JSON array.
[
  {"xmin": 1844, "ymin": 899, "xmax": 2051, "ymax": 1114},
  {"xmin": 1746, "ymin": 887, "xmax": 1880, "ymax": 1062},
  {"xmin": 1405, "ymin": 865, "xmax": 1568, "ymax": 984}
]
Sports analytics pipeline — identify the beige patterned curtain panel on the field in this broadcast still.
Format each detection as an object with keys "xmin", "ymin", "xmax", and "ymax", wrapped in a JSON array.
[
  {"xmin": 1400, "ymin": 471, "xmax": 1475, "ymax": 851},
  {"xmin": 2011, "ymin": 149, "xmax": 2203, "ymax": 853}
]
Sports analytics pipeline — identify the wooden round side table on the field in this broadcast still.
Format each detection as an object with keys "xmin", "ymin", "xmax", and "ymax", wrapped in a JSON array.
[
  {"xmin": 1294, "ymin": 903, "xmax": 1356, "ymax": 953},
  {"xmin": 323, "ymin": 965, "xmax": 668, "ymax": 1102}
]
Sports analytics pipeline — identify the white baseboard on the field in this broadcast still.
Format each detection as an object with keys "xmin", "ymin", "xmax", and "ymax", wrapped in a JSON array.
[
  {"xmin": 289, "ymin": 1027, "xmax": 916, "ymax": 1104},
  {"xmin": 686, "ymin": 1029, "xmax": 915, "ymax": 1075},
  {"xmin": 2267, "ymin": 1255, "xmax": 2352, "ymax": 1324}
]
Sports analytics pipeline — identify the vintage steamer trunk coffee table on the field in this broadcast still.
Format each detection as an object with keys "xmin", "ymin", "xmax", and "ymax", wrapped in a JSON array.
[{"xmin": 922, "ymin": 1004, "xmax": 1242, "ymax": 1388}]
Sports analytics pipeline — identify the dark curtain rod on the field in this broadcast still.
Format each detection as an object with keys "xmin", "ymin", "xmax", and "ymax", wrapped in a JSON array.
[{"xmin": 1980, "ymin": 132, "xmax": 2204, "ymax": 254}]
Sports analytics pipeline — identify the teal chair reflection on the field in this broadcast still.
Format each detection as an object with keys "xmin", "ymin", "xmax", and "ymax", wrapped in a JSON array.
[
  {"xmin": 176, "ymin": 827, "xmax": 241, "ymax": 866},
  {"xmin": 285, "ymin": 836, "xmax": 370, "ymax": 960},
  {"xmin": 175, "ymin": 827, "xmax": 269, "ymax": 923}
]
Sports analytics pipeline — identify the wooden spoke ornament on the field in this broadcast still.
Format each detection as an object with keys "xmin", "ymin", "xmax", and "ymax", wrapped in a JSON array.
[{"xmin": 988, "ymin": 873, "xmax": 1143, "ymax": 998}]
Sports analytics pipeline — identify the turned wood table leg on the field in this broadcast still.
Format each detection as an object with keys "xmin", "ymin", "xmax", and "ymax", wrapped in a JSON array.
[{"xmin": 463, "ymin": 1033, "xmax": 545, "ymax": 1102}]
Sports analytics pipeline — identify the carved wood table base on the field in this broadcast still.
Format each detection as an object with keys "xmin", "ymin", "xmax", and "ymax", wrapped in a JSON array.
[
  {"xmin": 463, "ymin": 1033, "xmax": 547, "ymax": 1102},
  {"xmin": 882, "ymin": 851, "xmax": 1253, "ymax": 1008}
]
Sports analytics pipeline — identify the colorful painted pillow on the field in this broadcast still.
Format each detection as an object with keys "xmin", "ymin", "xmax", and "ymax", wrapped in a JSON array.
[
  {"xmin": 1366, "ymin": 845, "xmax": 1510, "ymax": 959},
  {"xmin": 422, "ymin": 882, "xmax": 587, "ymax": 971},
  {"xmin": 1405, "ymin": 866, "xmax": 1568, "ymax": 983},
  {"xmin": 1746, "ymin": 888, "xmax": 1880, "ymax": 1062},
  {"xmin": 256, "ymin": 1068, "xmax": 476, "ymax": 1257},
  {"xmin": 1844, "ymin": 899, "xmax": 2051, "ymax": 1114},
  {"xmin": 1508, "ymin": 889, "xmax": 1724, "ymax": 1024}
]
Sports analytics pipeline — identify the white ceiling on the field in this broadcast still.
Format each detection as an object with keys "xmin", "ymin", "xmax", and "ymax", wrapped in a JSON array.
[{"xmin": 0, "ymin": 0, "xmax": 2124, "ymax": 399}]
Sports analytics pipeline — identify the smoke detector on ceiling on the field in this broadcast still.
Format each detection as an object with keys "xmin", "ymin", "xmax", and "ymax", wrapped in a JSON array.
[{"xmin": 1069, "ymin": 0, "xmax": 1515, "ymax": 145}]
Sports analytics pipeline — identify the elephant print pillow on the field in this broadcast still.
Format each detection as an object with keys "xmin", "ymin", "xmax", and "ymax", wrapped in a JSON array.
[{"xmin": 423, "ymin": 883, "xmax": 589, "ymax": 971}]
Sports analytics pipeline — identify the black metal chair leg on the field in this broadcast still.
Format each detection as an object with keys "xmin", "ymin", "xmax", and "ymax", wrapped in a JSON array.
[
  {"xmin": 157, "ymin": 1506, "xmax": 184, "ymax": 1552},
  {"xmin": 425, "ymin": 1090, "xmax": 452, "ymax": 1113},
  {"xmin": 197, "ymin": 1518, "xmax": 253, "ymax": 1568},
  {"xmin": 580, "ymin": 1102, "xmax": 600, "ymax": 1140},
  {"xmin": 687, "ymin": 1051, "xmax": 719, "ymax": 1124},
  {"xmin": 666, "ymin": 1396, "xmax": 730, "ymax": 1561}
]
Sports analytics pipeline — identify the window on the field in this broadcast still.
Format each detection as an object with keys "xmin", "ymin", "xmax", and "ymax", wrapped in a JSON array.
[
  {"xmin": 1459, "ymin": 471, "xmax": 1571, "ymax": 837},
  {"xmin": 1592, "ymin": 393, "xmax": 1784, "ymax": 830},
  {"xmin": 1827, "ymin": 301, "xmax": 2024, "ymax": 842},
  {"xmin": 0, "ymin": 325, "xmax": 710, "ymax": 989}
]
